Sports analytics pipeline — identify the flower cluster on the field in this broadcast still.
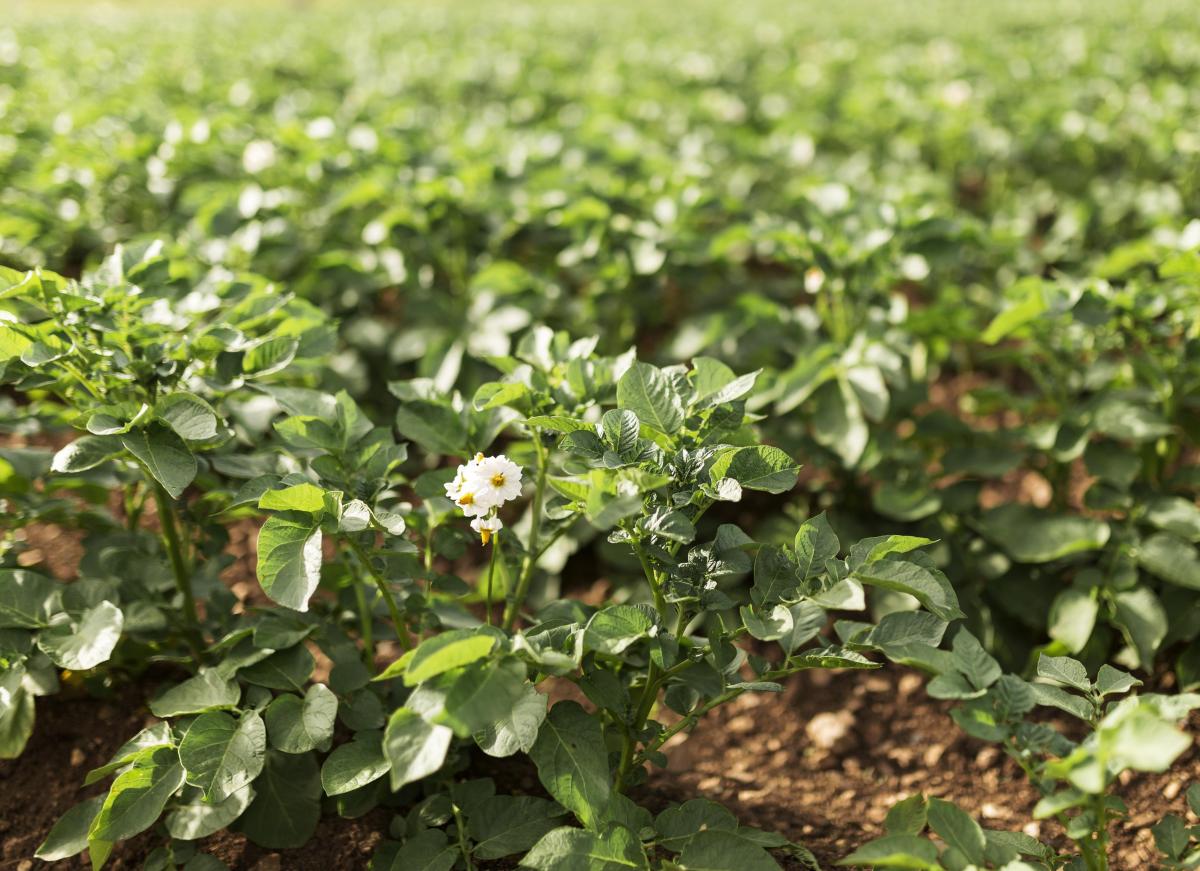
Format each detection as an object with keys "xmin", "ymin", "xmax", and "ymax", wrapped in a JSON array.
[{"xmin": 444, "ymin": 453, "xmax": 523, "ymax": 544}]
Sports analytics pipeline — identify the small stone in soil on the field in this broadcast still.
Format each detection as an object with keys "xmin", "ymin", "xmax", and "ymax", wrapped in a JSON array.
[{"xmin": 805, "ymin": 711, "xmax": 854, "ymax": 752}]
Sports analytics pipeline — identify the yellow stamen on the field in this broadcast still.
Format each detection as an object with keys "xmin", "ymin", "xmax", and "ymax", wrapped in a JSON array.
[
  {"xmin": 459, "ymin": 492, "xmax": 475, "ymax": 505},
  {"xmin": 490, "ymin": 473, "xmax": 506, "ymax": 487},
  {"xmin": 474, "ymin": 452, "xmax": 485, "ymax": 462},
  {"xmin": 480, "ymin": 528, "xmax": 493, "ymax": 545}
]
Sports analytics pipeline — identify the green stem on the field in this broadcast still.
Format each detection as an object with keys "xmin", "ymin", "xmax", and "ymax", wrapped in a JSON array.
[
  {"xmin": 631, "ymin": 540, "xmax": 666, "ymax": 615},
  {"xmin": 616, "ymin": 539, "xmax": 684, "ymax": 791},
  {"xmin": 150, "ymin": 480, "xmax": 202, "ymax": 662},
  {"xmin": 424, "ymin": 521, "xmax": 437, "ymax": 597},
  {"xmin": 1089, "ymin": 790, "xmax": 1109, "ymax": 870},
  {"xmin": 349, "ymin": 539, "xmax": 412, "ymax": 651},
  {"xmin": 503, "ymin": 432, "xmax": 548, "ymax": 632},
  {"xmin": 354, "ymin": 582, "xmax": 375, "ymax": 670},
  {"xmin": 630, "ymin": 656, "xmax": 794, "ymax": 772},
  {"xmin": 485, "ymin": 535, "xmax": 500, "ymax": 626},
  {"xmin": 451, "ymin": 802, "xmax": 476, "ymax": 871}
]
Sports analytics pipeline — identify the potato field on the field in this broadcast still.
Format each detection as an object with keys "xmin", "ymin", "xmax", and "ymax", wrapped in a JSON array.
[{"xmin": 1, "ymin": 1, "xmax": 1199, "ymax": 869}]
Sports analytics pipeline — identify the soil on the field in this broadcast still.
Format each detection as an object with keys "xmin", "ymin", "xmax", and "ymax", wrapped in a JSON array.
[{"xmin": 3, "ymin": 666, "xmax": 1194, "ymax": 870}]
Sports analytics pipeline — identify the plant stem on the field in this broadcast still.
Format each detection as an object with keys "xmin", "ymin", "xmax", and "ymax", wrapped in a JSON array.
[
  {"xmin": 631, "ymin": 540, "xmax": 666, "ymax": 614},
  {"xmin": 485, "ymin": 535, "xmax": 500, "ymax": 626},
  {"xmin": 424, "ymin": 522, "xmax": 437, "ymax": 596},
  {"xmin": 616, "ymin": 538, "xmax": 676, "ymax": 790},
  {"xmin": 354, "ymin": 582, "xmax": 375, "ymax": 670},
  {"xmin": 503, "ymin": 431, "xmax": 548, "ymax": 632},
  {"xmin": 1089, "ymin": 790, "xmax": 1109, "ymax": 871},
  {"xmin": 150, "ymin": 480, "xmax": 203, "ymax": 662},
  {"xmin": 451, "ymin": 802, "xmax": 476, "ymax": 871},
  {"xmin": 348, "ymin": 539, "xmax": 412, "ymax": 651}
]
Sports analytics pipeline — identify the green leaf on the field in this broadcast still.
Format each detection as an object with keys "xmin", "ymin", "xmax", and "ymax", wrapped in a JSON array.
[
  {"xmin": 149, "ymin": 671, "xmax": 241, "ymax": 718},
  {"xmin": 239, "ymin": 644, "xmax": 316, "ymax": 691},
  {"xmin": 1144, "ymin": 497, "xmax": 1200, "ymax": 542},
  {"xmin": 794, "ymin": 513, "xmax": 840, "ymax": 580},
  {"xmin": 0, "ymin": 681, "xmax": 34, "ymax": 759},
  {"xmin": 1152, "ymin": 814, "xmax": 1188, "ymax": 860},
  {"xmin": 20, "ymin": 336, "xmax": 72, "ymax": 366},
  {"xmin": 157, "ymin": 393, "xmax": 220, "ymax": 442},
  {"xmin": 265, "ymin": 684, "xmax": 338, "ymax": 754},
  {"xmin": 675, "ymin": 830, "xmax": 781, "ymax": 870},
  {"xmin": 981, "ymin": 279, "xmax": 1047, "ymax": 344},
  {"xmin": 469, "ymin": 795, "xmax": 567, "ymax": 860},
  {"xmin": 474, "ymin": 683, "xmax": 548, "ymax": 758},
  {"xmin": 617, "ymin": 361, "xmax": 684, "ymax": 434},
  {"xmin": 655, "ymin": 799, "xmax": 738, "ymax": 852},
  {"xmin": 709, "ymin": 446, "xmax": 799, "ymax": 494},
  {"xmin": 0, "ymin": 325, "xmax": 32, "ymax": 360},
  {"xmin": 391, "ymin": 829, "xmax": 458, "ymax": 871},
  {"xmin": 837, "ymin": 834, "xmax": 940, "ymax": 867},
  {"xmin": 524, "ymin": 416, "xmax": 594, "ymax": 434},
  {"xmin": 405, "ymin": 630, "xmax": 497, "ymax": 686},
  {"xmin": 751, "ymin": 545, "xmax": 799, "ymax": 607},
  {"xmin": 179, "ymin": 711, "xmax": 266, "ymax": 803},
  {"xmin": 520, "ymin": 824, "xmax": 649, "ymax": 870},
  {"xmin": 1048, "ymin": 588, "xmax": 1099, "ymax": 654},
  {"xmin": 83, "ymin": 723, "xmax": 173, "ymax": 785},
  {"xmin": 89, "ymin": 746, "xmax": 186, "ymax": 842},
  {"xmin": 36, "ymin": 795, "xmax": 104, "ymax": 860},
  {"xmin": 395, "ymin": 401, "xmax": 468, "ymax": 456},
  {"xmin": 872, "ymin": 481, "xmax": 941, "ymax": 522},
  {"xmin": 1094, "ymin": 665, "xmax": 1141, "ymax": 698},
  {"xmin": 583, "ymin": 605, "xmax": 656, "ymax": 655},
  {"xmin": 884, "ymin": 794, "xmax": 928, "ymax": 836},
  {"xmin": 690, "ymin": 357, "xmax": 737, "ymax": 402},
  {"xmin": 258, "ymin": 483, "xmax": 328, "ymax": 514},
  {"xmin": 811, "ymin": 377, "xmax": 868, "ymax": 467},
  {"xmin": 320, "ymin": 731, "xmax": 391, "ymax": 796},
  {"xmin": 1036, "ymin": 655, "xmax": 1091, "ymax": 692},
  {"xmin": 1137, "ymin": 532, "xmax": 1200, "ymax": 590},
  {"xmin": 975, "ymin": 505, "xmax": 1109, "ymax": 564},
  {"xmin": 1029, "ymin": 683, "xmax": 1093, "ymax": 720},
  {"xmin": 121, "ymin": 425, "xmax": 197, "ymax": 499},
  {"xmin": 437, "ymin": 658, "xmax": 529, "ymax": 737},
  {"xmin": 235, "ymin": 749, "xmax": 321, "ymax": 849},
  {"xmin": 1113, "ymin": 587, "xmax": 1168, "ymax": 669},
  {"xmin": 1108, "ymin": 703, "xmax": 1192, "ymax": 772},
  {"xmin": 243, "ymin": 336, "xmax": 299, "ymax": 376},
  {"xmin": 740, "ymin": 604, "xmax": 793, "ymax": 642},
  {"xmin": 529, "ymin": 701, "xmax": 612, "ymax": 830},
  {"xmin": 601, "ymin": 409, "xmax": 641, "ymax": 455},
  {"xmin": 256, "ymin": 513, "xmax": 323, "ymax": 612},
  {"xmin": 852, "ymin": 559, "xmax": 963, "ymax": 622},
  {"xmin": 38, "ymin": 601, "xmax": 123, "ymax": 670},
  {"xmin": 474, "ymin": 381, "xmax": 532, "ymax": 412},
  {"xmin": 165, "ymin": 784, "xmax": 255, "ymax": 841},
  {"xmin": 951, "ymin": 631, "xmax": 1001, "ymax": 690},
  {"xmin": 927, "ymin": 798, "xmax": 986, "ymax": 864},
  {"xmin": 847, "ymin": 535, "xmax": 933, "ymax": 570},
  {"xmin": 383, "ymin": 708, "xmax": 454, "ymax": 790},
  {"xmin": 50, "ymin": 435, "xmax": 122, "ymax": 474},
  {"xmin": 0, "ymin": 569, "xmax": 57, "ymax": 629}
]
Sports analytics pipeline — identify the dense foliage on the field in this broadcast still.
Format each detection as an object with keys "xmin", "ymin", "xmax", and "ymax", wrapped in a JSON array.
[{"xmin": 1, "ymin": 1, "xmax": 1199, "ymax": 869}]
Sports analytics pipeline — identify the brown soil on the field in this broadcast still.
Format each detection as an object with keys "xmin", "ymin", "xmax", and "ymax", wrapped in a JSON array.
[
  {"xmin": 645, "ymin": 666, "xmax": 1196, "ymax": 870},
  {"xmin": 4, "ymin": 666, "xmax": 1194, "ymax": 870}
]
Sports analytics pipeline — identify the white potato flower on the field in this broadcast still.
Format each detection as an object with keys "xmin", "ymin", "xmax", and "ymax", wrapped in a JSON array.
[
  {"xmin": 445, "ymin": 453, "xmax": 524, "ymax": 542},
  {"xmin": 469, "ymin": 454, "xmax": 523, "ymax": 506},
  {"xmin": 470, "ymin": 515, "xmax": 503, "ymax": 545}
]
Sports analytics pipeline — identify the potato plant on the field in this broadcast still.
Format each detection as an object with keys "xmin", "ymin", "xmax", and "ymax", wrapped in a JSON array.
[
  {"xmin": 1, "ymin": 259, "xmax": 965, "ymax": 868},
  {"xmin": 847, "ymin": 645, "xmax": 1198, "ymax": 870}
]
